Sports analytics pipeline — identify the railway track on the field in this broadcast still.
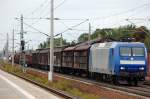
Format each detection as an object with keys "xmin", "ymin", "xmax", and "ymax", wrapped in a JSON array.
[
  {"xmin": 55, "ymin": 73, "xmax": 150, "ymax": 98},
  {"xmin": 129, "ymin": 85, "xmax": 150, "ymax": 97},
  {"xmin": 28, "ymin": 67, "xmax": 150, "ymax": 98},
  {"xmin": 144, "ymin": 81, "xmax": 150, "ymax": 86}
]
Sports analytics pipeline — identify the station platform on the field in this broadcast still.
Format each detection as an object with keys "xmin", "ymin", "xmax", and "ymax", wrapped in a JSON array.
[{"xmin": 0, "ymin": 69, "xmax": 61, "ymax": 99}]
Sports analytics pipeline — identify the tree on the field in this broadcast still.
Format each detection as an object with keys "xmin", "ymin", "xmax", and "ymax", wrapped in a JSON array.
[
  {"xmin": 132, "ymin": 26, "xmax": 149, "ymax": 42},
  {"xmin": 38, "ymin": 41, "xmax": 47, "ymax": 49},
  {"xmin": 78, "ymin": 33, "xmax": 89, "ymax": 42},
  {"xmin": 91, "ymin": 28, "xmax": 113, "ymax": 39},
  {"xmin": 77, "ymin": 24, "xmax": 136, "ymax": 42},
  {"xmin": 110, "ymin": 25, "xmax": 136, "ymax": 40},
  {"xmin": 38, "ymin": 37, "xmax": 70, "ymax": 49},
  {"xmin": 70, "ymin": 40, "xmax": 76, "ymax": 45},
  {"xmin": 144, "ymin": 34, "xmax": 150, "ymax": 52}
]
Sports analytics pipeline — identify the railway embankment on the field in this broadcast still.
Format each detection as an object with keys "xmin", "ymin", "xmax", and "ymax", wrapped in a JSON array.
[{"xmin": 0, "ymin": 60, "xmax": 146, "ymax": 99}]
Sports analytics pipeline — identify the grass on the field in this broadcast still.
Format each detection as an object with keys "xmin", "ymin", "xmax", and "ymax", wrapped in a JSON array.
[{"xmin": 0, "ymin": 60, "xmax": 100, "ymax": 99}]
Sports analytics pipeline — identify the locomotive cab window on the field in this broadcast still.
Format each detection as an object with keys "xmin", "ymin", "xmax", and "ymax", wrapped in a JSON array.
[
  {"xmin": 132, "ymin": 47, "xmax": 144, "ymax": 56},
  {"xmin": 120, "ymin": 47, "xmax": 131, "ymax": 56}
]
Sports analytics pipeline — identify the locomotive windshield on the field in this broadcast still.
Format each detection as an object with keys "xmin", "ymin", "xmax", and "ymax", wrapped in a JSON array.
[
  {"xmin": 120, "ymin": 47, "xmax": 144, "ymax": 56},
  {"xmin": 132, "ymin": 47, "xmax": 144, "ymax": 56},
  {"xmin": 120, "ymin": 47, "xmax": 131, "ymax": 56}
]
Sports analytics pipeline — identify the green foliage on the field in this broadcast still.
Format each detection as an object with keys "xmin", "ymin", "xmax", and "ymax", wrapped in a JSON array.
[
  {"xmin": 77, "ymin": 24, "xmax": 150, "ymax": 51},
  {"xmin": 132, "ymin": 26, "xmax": 148, "ymax": 42},
  {"xmin": 91, "ymin": 28, "xmax": 113, "ymax": 39},
  {"xmin": 78, "ymin": 33, "xmax": 89, "ymax": 42},
  {"xmin": 38, "ymin": 37, "xmax": 70, "ymax": 49},
  {"xmin": 77, "ymin": 25, "xmax": 137, "ymax": 42},
  {"xmin": 38, "ymin": 41, "xmax": 47, "ymax": 49},
  {"xmin": 70, "ymin": 40, "xmax": 76, "ymax": 45},
  {"xmin": 144, "ymin": 34, "xmax": 150, "ymax": 52},
  {"xmin": 111, "ymin": 25, "xmax": 136, "ymax": 40}
]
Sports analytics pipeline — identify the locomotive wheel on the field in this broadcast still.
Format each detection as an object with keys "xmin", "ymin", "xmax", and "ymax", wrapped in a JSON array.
[
  {"xmin": 112, "ymin": 76, "xmax": 119, "ymax": 85},
  {"xmin": 133, "ymin": 78, "xmax": 138, "ymax": 86},
  {"xmin": 127, "ymin": 79, "xmax": 132, "ymax": 86},
  {"xmin": 99, "ymin": 74, "xmax": 103, "ymax": 81}
]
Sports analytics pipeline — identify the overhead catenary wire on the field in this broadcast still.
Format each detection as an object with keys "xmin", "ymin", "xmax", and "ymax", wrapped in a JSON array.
[
  {"xmin": 41, "ymin": 0, "xmax": 67, "ymax": 18},
  {"xmin": 127, "ymin": 5, "xmax": 150, "ymax": 18},
  {"xmin": 23, "ymin": 22, "xmax": 50, "ymax": 37},
  {"xmin": 57, "ymin": 21, "xmax": 70, "ymax": 29},
  {"xmin": 24, "ymin": 0, "xmax": 67, "ymax": 27},
  {"xmin": 22, "ymin": 17, "xmax": 86, "ymax": 21},
  {"xmin": 126, "ymin": 18, "xmax": 150, "ymax": 21},
  {"xmin": 57, "ymin": 19, "xmax": 90, "ymax": 32},
  {"xmin": 54, "ymin": 0, "xmax": 67, "ymax": 10},
  {"xmin": 93, "ymin": 2, "xmax": 150, "ymax": 21},
  {"xmin": 23, "ymin": 0, "xmax": 51, "ymax": 30},
  {"xmin": 31, "ymin": 1, "xmax": 50, "ymax": 20},
  {"xmin": 27, "ymin": 2, "xmax": 50, "ymax": 27},
  {"xmin": 19, "ymin": 17, "xmax": 88, "ymax": 37},
  {"xmin": 55, "ymin": 19, "xmax": 89, "ymax": 37},
  {"xmin": 93, "ymin": 2, "xmax": 150, "ymax": 28},
  {"xmin": 25, "ymin": 0, "xmax": 49, "ymax": 17},
  {"xmin": 95, "ymin": 17, "xmax": 150, "ymax": 30},
  {"xmin": 14, "ymin": 29, "xmax": 49, "ymax": 34},
  {"xmin": 23, "ymin": 18, "xmax": 89, "ymax": 36},
  {"xmin": 86, "ymin": 2, "xmax": 150, "ymax": 32},
  {"xmin": 15, "ymin": 18, "xmax": 89, "ymax": 41},
  {"xmin": 68, "ymin": 28, "xmax": 89, "ymax": 32},
  {"xmin": 15, "ymin": 18, "xmax": 50, "ymax": 37}
]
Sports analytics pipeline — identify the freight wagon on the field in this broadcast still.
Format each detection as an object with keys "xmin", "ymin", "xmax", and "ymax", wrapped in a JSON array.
[{"xmin": 14, "ymin": 53, "xmax": 32, "ymax": 66}]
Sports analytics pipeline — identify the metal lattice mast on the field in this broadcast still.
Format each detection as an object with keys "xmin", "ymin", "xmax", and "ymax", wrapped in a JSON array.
[
  {"xmin": 6, "ymin": 33, "xmax": 9, "ymax": 61},
  {"xmin": 20, "ymin": 14, "xmax": 26, "ymax": 72},
  {"xmin": 12, "ymin": 29, "xmax": 15, "ymax": 68}
]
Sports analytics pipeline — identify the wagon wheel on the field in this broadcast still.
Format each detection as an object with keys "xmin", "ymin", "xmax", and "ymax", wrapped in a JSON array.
[
  {"xmin": 112, "ymin": 76, "xmax": 119, "ymax": 85},
  {"xmin": 127, "ymin": 79, "xmax": 132, "ymax": 86},
  {"xmin": 133, "ymin": 78, "xmax": 138, "ymax": 86}
]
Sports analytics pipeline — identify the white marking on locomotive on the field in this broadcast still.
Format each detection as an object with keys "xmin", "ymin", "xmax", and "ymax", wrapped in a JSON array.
[
  {"xmin": 120, "ymin": 60, "xmax": 145, "ymax": 65},
  {"xmin": 98, "ymin": 43, "xmax": 106, "ymax": 47},
  {"xmin": 130, "ymin": 57, "xmax": 134, "ymax": 60}
]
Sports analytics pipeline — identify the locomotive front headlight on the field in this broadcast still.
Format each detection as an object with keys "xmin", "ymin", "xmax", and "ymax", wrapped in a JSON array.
[
  {"xmin": 120, "ymin": 66, "xmax": 125, "ymax": 70},
  {"xmin": 139, "ymin": 67, "xmax": 144, "ymax": 71}
]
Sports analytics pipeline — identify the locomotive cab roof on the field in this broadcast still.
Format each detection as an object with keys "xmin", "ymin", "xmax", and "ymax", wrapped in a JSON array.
[{"xmin": 91, "ymin": 42, "xmax": 145, "ymax": 49}]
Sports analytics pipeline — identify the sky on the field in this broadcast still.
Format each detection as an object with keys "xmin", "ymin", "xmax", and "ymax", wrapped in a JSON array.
[{"xmin": 0, "ymin": 0, "xmax": 150, "ymax": 51}]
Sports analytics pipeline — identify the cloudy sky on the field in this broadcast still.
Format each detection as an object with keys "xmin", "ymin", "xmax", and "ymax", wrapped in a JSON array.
[{"xmin": 0, "ymin": 0, "xmax": 150, "ymax": 51}]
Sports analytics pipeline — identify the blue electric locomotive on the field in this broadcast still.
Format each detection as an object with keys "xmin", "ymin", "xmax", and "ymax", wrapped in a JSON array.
[{"xmin": 89, "ymin": 42, "xmax": 147, "ymax": 85}]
